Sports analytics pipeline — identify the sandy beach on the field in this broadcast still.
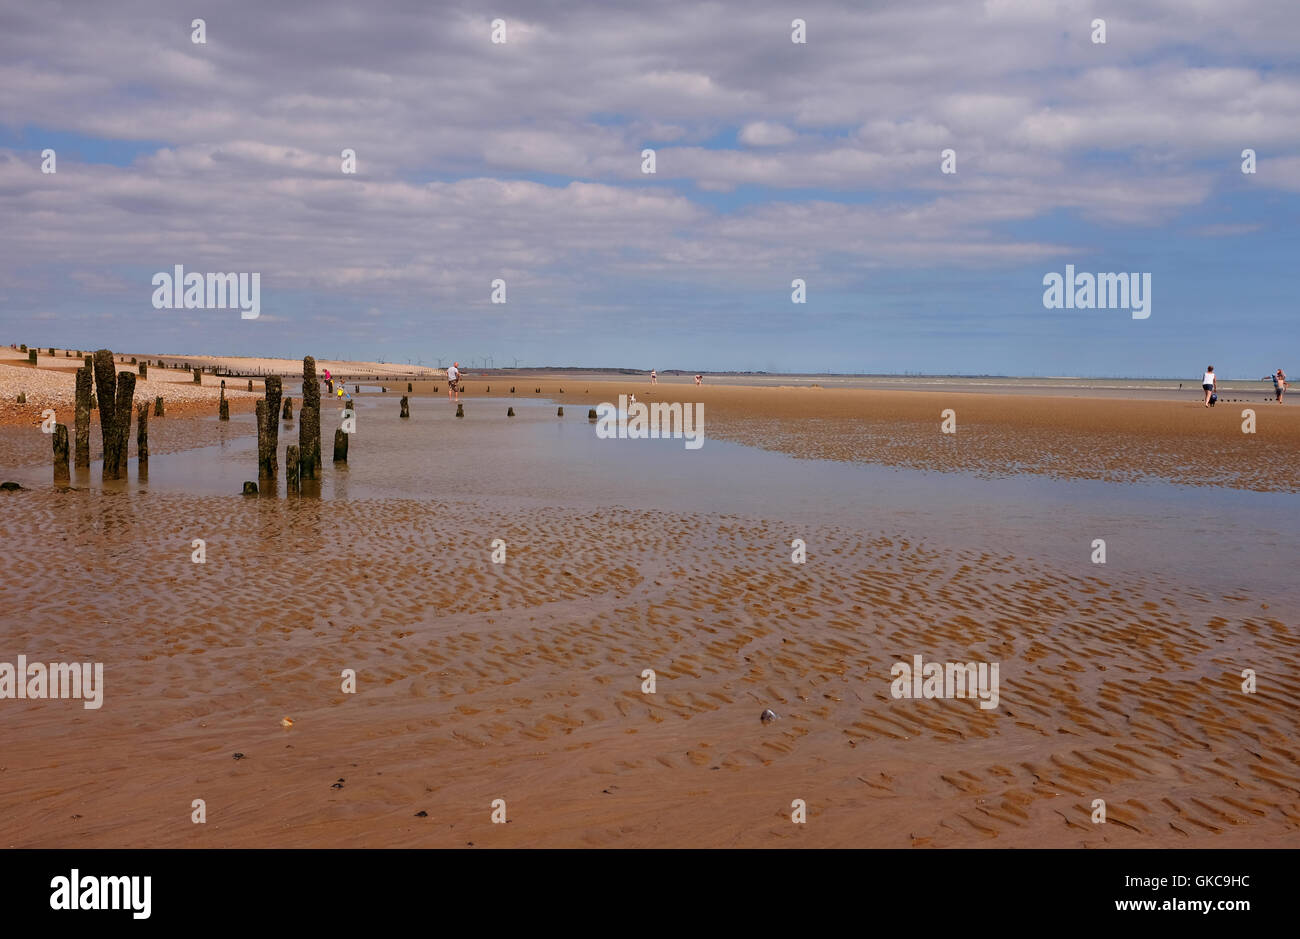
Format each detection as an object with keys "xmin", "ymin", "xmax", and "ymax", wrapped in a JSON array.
[{"xmin": 0, "ymin": 355, "xmax": 1297, "ymax": 849}]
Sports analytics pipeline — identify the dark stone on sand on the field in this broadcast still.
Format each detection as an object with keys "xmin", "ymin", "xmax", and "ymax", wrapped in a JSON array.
[
  {"xmin": 415, "ymin": 811, "xmax": 428, "ymax": 817},
  {"xmin": 1, "ymin": 481, "xmax": 24, "ymax": 491},
  {"xmin": 333, "ymin": 426, "xmax": 348, "ymax": 463},
  {"xmin": 588, "ymin": 408, "xmax": 598, "ymax": 421},
  {"xmin": 16, "ymin": 392, "xmax": 25, "ymax": 404},
  {"xmin": 242, "ymin": 481, "xmax": 258, "ymax": 495}
]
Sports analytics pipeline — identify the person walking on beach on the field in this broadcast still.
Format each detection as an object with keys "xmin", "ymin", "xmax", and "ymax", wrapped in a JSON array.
[
  {"xmin": 1273, "ymin": 368, "xmax": 1288, "ymax": 403},
  {"xmin": 447, "ymin": 362, "xmax": 461, "ymax": 403},
  {"xmin": 694, "ymin": 374, "xmax": 703, "ymax": 386},
  {"xmin": 650, "ymin": 369, "xmax": 657, "ymax": 385},
  {"xmin": 1202, "ymin": 365, "xmax": 1217, "ymax": 407}
]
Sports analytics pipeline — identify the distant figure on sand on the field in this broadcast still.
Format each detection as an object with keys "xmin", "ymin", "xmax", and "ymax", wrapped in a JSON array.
[
  {"xmin": 447, "ymin": 362, "xmax": 461, "ymax": 402},
  {"xmin": 1273, "ymin": 368, "xmax": 1288, "ymax": 403},
  {"xmin": 694, "ymin": 374, "xmax": 703, "ymax": 386},
  {"xmin": 650, "ymin": 369, "xmax": 657, "ymax": 385},
  {"xmin": 1202, "ymin": 365, "xmax": 1217, "ymax": 407}
]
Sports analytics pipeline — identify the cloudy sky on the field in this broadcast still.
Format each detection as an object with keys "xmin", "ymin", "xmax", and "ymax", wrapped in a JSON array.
[{"xmin": 1, "ymin": 0, "xmax": 1297, "ymax": 376}]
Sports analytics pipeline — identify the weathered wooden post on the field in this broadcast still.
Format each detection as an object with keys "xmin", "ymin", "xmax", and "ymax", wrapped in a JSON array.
[
  {"xmin": 27, "ymin": 349, "xmax": 37, "ymax": 364},
  {"xmin": 557, "ymin": 407, "xmax": 564, "ymax": 417},
  {"xmin": 92, "ymin": 349, "xmax": 117, "ymax": 467},
  {"xmin": 588, "ymin": 408, "xmax": 598, "ymax": 422},
  {"xmin": 285, "ymin": 444, "xmax": 300, "ymax": 493},
  {"xmin": 192, "ymin": 368, "xmax": 202, "ymax": 384},
  {"xmin": 407, "ymin": 382, "xmax": 412, "ymax": 392},
  {"xmin": 154, "ymin": 396, "xmax": 164, "ymax": 417},
  {"xmin": 53, "ymin": 424, "xmax": 70, "ymax": 483},
  {"xmin": 282, "ymin": 397, "xmax": 293, "ymax": 420},
  {"xmin": 74, "ymin": 365, "xmax": 92, "ymax": 468},
  {"xmin": 138, "ymin": 362, "xmax": 147, "ymax": 379},
  {"xmin": 262, "ymin": 376, "xmax": 282, "ymax": 476},
  {"xmin": 456, "ymin": 403, "xmax": 464, "ymax": 418},
  {"xmin": 333, "ymin": 426, "xmax": 348, "ymax": 463},
  {"xmin": 247, "ymin": 379, "xmax": 254, "ymax": 392},
  {"xmin": 219, "ymin": 380, "xmax": 229, "ymax": 421},
  {"xmin": 507, "ymin": 407, "xmax": 515, "ymax": 417},
  {"xmin": 105, "ymin": 371, "xmax": 135, "ymax": 479},
  {"xmin": 400, "ymin": 396, "xmax": 410, "ymax": 418},
  {"xmin": 136, "ymin": 403, "xmax": 149, "ymax": 474},
  {"xmin": 242, "ymin": 481, "xmax": 258, "ymax": 495},
  {"xmin": 300, "ymin": 356, "xmax": 321, "ymax": 480}
]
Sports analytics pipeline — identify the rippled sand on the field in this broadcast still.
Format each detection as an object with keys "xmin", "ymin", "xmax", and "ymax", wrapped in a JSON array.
[{"xmin": 1, "ymin": 483, "xmax": 1295, "ymax": 848}]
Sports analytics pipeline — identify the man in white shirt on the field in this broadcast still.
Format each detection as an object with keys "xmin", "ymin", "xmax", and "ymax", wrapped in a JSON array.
[{"xmin": 447, "ymin": 362, "xmax": 461, "ymax": 402}]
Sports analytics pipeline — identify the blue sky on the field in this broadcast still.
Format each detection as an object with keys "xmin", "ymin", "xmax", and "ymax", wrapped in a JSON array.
[{"xmin": 1, "ymin": 0, "xmax": 1298, "ymax": 378}]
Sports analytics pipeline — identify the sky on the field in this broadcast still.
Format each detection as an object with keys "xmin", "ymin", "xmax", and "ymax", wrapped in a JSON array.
[{"xmin": 1, "ymin": 0, "xmax": 1297, "ymax": 378}]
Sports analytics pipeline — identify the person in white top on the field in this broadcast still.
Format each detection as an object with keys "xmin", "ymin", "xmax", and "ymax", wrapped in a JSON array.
[
  {"xmin": 650, "ymin": 369, "xmax": 657, "ymax": 385},
  {"xmin": 1202, "ymin": 365, "xmax": 1216, "ymax": 407},
  {"xmin": 447, "ymin": 362, "xmax": 461, "ymax": 402}
]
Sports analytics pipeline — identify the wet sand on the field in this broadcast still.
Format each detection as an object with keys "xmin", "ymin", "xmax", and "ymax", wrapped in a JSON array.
[{"xmin": 0, "ymin": 379, "xmax": 1297, "ymax": 849}]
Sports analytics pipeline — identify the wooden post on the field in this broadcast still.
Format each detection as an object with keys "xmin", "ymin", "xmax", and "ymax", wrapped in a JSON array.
[
  {"xmin": 400, "ymin": 396, "xmax": 410, "ymax": 418},
  {"xmin": 136, "ymin": 403, "xmax": 149, "ymax": 474},
  {"xmin": 27, "ymin": 349, "xmax": 36, "ymax": 364},
  {"xmin": 456, "ymin": 403, "xmax": 464, "ymax": 418},
  {"xmin": 300, "ymin": 356, "xmax": 321, "ymax": 480},
  {"xmin": 138, "ymin": 362, "xmax": 147, "ymax": 379},
  {"xmin": 92, "ymin": 350, "xmax": 117, "ymax": 468},
  {"xmin": 154, "ymin": 396, "xmax": 164, "ymax": 417},
  {"xmin": 557, "ymin": 407, "xmax": 564, "ymax": 417},
  {"xmin": 507, "ymin": 407, "xmax": 515, "ymax": 417},
  {"xmin": 333, "ymin": 427, "xmax": 348, "ymax": 463},
  {"xmin": 193, "ymin": 368, "xmax": 202, "ymax": 384},
  {"xmin": 282, "ymin": 397, "xmax": 293, "ymax": 420},
  {"xmin": 262, "ymin": 376, "xmax": 282, "ymax": 476},
  {"xmin": 285, "ymin": 444, "xmax": 300, "ymax": 493},
  {"xmin": 74, "ymin": 366, "xmax": 92, "ymax": 468},
  {"xmin": 53, "ymin": 424, "xmax": 70, "ymax": 483},
  {"xmin": 105, "ymin": 371, "xmax": 135, "ymax": 479}
]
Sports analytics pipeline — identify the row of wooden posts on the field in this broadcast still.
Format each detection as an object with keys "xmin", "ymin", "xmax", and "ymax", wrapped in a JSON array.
[
  {"xmin": 52, "ymin": 350, "xmax": 163, "ymax": 482},
  {"xmin": 51, "ymin": 353, "xmax": 596, "ymax": 489}
]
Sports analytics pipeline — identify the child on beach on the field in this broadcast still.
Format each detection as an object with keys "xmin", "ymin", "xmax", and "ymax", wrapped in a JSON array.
[{"xmin": 1202, "ymin": 366, "xmax": 1216, "ymax": 407}]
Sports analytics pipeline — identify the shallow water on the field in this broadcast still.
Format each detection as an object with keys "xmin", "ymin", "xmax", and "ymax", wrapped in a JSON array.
[{"xmin": 5, "ymin": 393, "xmax": 1296, "ymax": 606}]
